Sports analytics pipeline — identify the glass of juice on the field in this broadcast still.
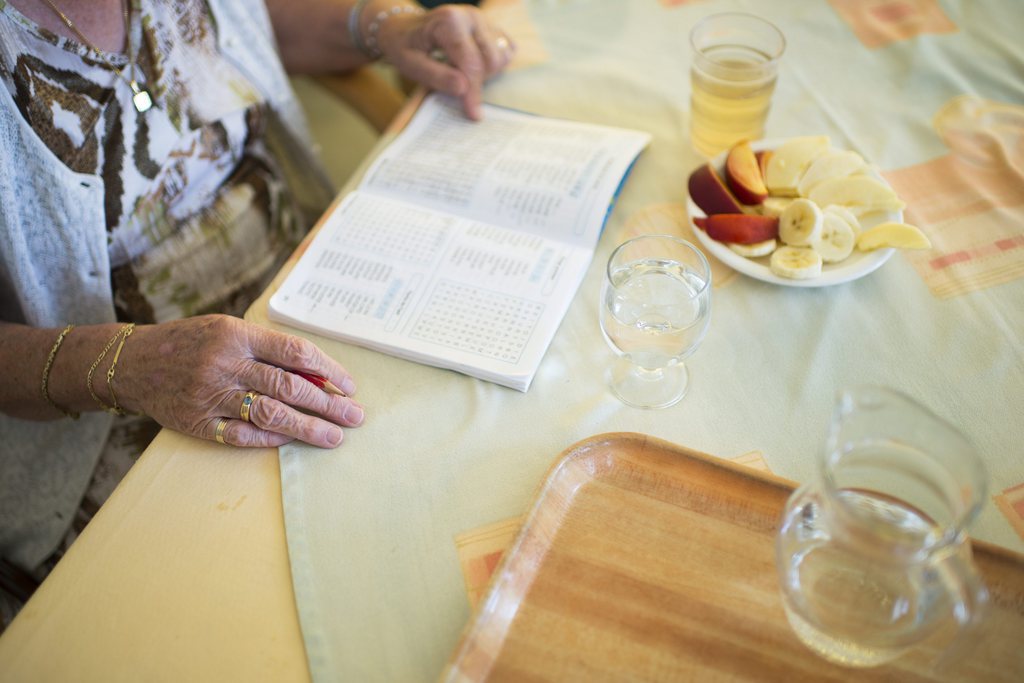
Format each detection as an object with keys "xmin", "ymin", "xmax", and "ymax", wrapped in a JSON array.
[{"xmin": 689, "ymin": 13, "xmax": 786, "ymax": 157}]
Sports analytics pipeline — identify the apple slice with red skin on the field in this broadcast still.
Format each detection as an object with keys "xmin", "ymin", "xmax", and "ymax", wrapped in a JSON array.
[
  {"xmin": 688, "ymin": 163, "xmax": 744, "ymax": 216},
  {"xmin": 725, "ymin": 140, "xmax": 768, "ymax": 204},
  {"xmin": 693, "ymin": 213, "xmax": 779, "ymax": 244}
]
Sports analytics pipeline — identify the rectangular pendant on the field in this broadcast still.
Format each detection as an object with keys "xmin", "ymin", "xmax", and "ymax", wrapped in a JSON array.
[{"xmin": 131, "ymin": 86, "xmax": 153, "ymax": 113}]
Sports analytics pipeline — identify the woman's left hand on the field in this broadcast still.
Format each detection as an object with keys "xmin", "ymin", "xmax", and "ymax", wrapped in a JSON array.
[{"xmin": 377, "ymin": 5, "xmax": 515, "ymax": 120}]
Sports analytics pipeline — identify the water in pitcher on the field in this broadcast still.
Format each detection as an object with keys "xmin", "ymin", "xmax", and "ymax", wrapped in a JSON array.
[
  {"xmin": 780, "ymin": 488, "xmax": 961, "ymax": 667},
  {"xmin": 690, "ymin": 44, "xmax": 778, "ymax": 157},
  {"xmin": 776, "ymin": 387, "xmax": 988, "ymax": 668}
]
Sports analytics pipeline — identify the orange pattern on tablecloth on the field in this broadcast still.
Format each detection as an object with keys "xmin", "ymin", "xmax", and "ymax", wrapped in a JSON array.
[
  {"xmin": 455, "ymin": 450, "xmax": 774, "ymax": 606},
  {"xmin": 828, "ymin": 0, "xmax": 956, "ymax": 49},
  {"xmin": 994, "ymin": 483, "xmax": 1024, "ymax": 541},
  {"xmin": 624, "ymin": 203, "xmax": 739, "ymax": 288},
  {"xmin": 455, "ymin": 516, "xmax": 523, "ymax": 608},
  {"xmin": 882, "ymin": 96, "xmax": 1024, "ymax": 299},
  {"xmin": 732, "ymin": 450, "xmax": 772, "ymax": 474}
]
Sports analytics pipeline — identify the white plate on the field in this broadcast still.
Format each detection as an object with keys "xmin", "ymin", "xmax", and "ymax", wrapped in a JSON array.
[{"xmin": 687, "ymin": 138, "xmax": 896, "ymax": 287}]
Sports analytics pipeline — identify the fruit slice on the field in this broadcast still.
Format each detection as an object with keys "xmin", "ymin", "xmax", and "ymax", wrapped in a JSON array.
[
  {"xmin": 797, "ymin": 149, "xmax": 867, "ymax": 197},
  {"xmin": 857, "ymin": 210, "xmax": 896, "ymax": 232},
  {"xmin": 688, "ymin": 163, "xmax": 744, "ymax": 216},
  {"xmin": 856, "ymin": 222, "xmax": 932, "ymax": 251},
  {"xmin": 771, "ymin": 246, "xmax": 823, "ymax": 280},
  {"xmin": 729, "ymin": 238, "xmax": 777, "ymax": 258},
  {"xmin": 808, "ymin": 176, "xmax": 905, "ymax": 216},
  {"xmin": 701, "ymin": 213, "xmax": 779, "ymax": 244},
  {"xmin": 759, "ymin": 196, "xmax": 795, "ymax": 218},
  {"xmin": 823, "ymin": 204, "xmax": 861, "ymax": 236},
  {"xmin": 725, "ymin": 140, "xmax": 768, "ymax": 204},
  {"xmin": 764, "ymin": 136, "xmax": 831, "ymax": 197},
  {"xmin": 778, "ymin": 198, "xmax": 823, "ymax": 246},
  {"xmin": 756, "ymin": 149, "xmax": 773, "ymax": 180},
  {"xmin": 813, "ymin": 212, "xmax": 856, "ymax": 263}
]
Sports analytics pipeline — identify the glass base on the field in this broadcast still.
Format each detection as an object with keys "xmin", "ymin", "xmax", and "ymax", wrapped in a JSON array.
[{"xmin": 607, "ymin": 358, "xmax": 689, "ymax": 409}]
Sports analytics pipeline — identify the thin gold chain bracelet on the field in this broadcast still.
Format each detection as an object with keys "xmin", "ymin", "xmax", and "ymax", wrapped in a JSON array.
[
  {"xmin": 88, "ymin": 323, "xmax": 135, "ymax": 415},
  {"xmin": 41, "ymin": 324, "xmax": 80, "ymax": 419},
  {"xmin": 106, "ymin": 323, "xmax": 136, "ymax": 416}
]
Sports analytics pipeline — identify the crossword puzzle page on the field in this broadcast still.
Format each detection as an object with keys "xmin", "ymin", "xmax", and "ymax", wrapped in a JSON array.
[
  {"xmin": 268, "ymin": 95, "xmax": 649, "ymax": 391},
  {"xmin": 362, "ymin": 94, "xmax": 651, "ymax": 246}
]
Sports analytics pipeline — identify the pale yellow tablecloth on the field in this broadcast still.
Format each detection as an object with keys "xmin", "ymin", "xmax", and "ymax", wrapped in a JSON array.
[
  {"xmin": 0, "ymin": 430, "xmax": 309, "ymax": 681},
  {"xmin": 261, "ymin": 1, "xmax": 1024, "ymax": 681}
]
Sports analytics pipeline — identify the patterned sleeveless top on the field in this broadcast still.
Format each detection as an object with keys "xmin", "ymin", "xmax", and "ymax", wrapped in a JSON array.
[{"xmin": 0, "ymin": 0, "xmax": 309, "ymax": 322}]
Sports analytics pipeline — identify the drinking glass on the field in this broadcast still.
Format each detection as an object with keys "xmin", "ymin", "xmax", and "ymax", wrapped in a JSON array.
[
  {"xmin": 776, "ymin": 386, "xmax": 989, "ymax": 668},
  {"xmin": 599, "ymin": 234, "xmax": 711, "ymax": 409},
  {"xmin": 689, "ymin": 13, "xmax": 786, "ymax": 157}
]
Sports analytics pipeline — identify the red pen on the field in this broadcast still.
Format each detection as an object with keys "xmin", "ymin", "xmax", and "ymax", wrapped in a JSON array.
[{"xmin": 293, "ymin": 370, "xmax": 347, "ymax": 397}]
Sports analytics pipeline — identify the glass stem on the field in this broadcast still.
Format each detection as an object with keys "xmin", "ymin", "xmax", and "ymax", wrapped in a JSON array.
[{"xmin": 633, "ymin": 365, "xmax": 665, "ymax": 381}]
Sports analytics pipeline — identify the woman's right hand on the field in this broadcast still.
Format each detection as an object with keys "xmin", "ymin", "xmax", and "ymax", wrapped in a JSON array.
[
  {"xmin": 118, "ymin": 315, "xmax": 364, "ymax": 448},
  {"xmin": 377, "ymin": 4, "xmax": 515, "ymax": 120}
]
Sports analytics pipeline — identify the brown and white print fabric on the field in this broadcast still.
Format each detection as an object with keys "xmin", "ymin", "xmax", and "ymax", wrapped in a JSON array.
[{"xmin": 0, "ymin": 0, "xmax": 308, "ymax": 323}]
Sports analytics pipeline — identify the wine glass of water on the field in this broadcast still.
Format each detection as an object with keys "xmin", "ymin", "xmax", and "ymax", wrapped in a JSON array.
[{"xmin": 599, "ymin": 234, "xmax": 711, "ymax": 409}]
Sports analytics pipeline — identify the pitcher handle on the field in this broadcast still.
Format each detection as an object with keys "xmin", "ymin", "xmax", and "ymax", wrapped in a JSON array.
[{"xmin": 932, "ymin": 541, "xmax": 989, "ymax": 673}]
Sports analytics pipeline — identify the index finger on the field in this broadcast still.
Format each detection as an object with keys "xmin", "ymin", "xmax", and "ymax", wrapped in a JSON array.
[{"xmin": 433, "ymin": 27, "xmax": 486, "ymax": 120}]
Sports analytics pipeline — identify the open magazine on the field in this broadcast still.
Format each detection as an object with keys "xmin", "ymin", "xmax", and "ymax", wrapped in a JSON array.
[{"xmin": 268, "ymin": 93, "xmax": 650, "ymax": 391}]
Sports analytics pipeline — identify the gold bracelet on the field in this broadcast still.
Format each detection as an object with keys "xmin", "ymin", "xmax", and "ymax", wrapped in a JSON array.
[
  {"xmin": 41, "ymin": 324, "xmax": 80, "ymax": 419},
  {"xmin": 87, "ymin": 323, "xmax": 135, "ymax": 415},
  {"xmin": 106, "ymin": 323, "xmax": 135, "ymax": 416}
]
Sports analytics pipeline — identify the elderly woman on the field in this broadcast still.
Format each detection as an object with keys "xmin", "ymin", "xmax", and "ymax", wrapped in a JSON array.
[{"xmin": 0, "ymin": 0, "xmax": 513, "ymax": 622}]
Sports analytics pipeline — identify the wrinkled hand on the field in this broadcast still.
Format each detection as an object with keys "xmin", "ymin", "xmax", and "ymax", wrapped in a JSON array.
[
  {"xmin": 119, "ymin": 315, "xmax": 364, "ymax": 448},
  {"xmin": 379, "ymin": 5, "xmax": 515, "ymax": 120}
]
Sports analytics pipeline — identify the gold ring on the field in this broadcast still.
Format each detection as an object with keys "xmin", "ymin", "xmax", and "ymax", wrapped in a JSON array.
[
  {"xmin": 240, "ymin": 391, "xmax": 259, "ymax": 423},
  {"xmin": 215, "ymin": 418, "xmax": 228, "ymax": 444}
]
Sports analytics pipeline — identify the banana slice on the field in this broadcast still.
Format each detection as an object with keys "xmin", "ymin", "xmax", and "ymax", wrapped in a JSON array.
[
  {"xmin": 765, "ymin": 136, "xmax": 831, "ymax": 197},
  {"xmin": 857, "ymin": 222, "xmax": 932, "ymax": 251},
  {"xmin": 808, "ymin": 176, "xmax": 905, "ymax": 216},
  {"xmin": 779, "ymin": 198, "xmax": 823, "ymax": 246},
  {"xmin": 771, "ymin": 246, "xmax": 823, "ymax": 280},
  {"xmin": 729, "ymin": 238, "xmax": 777, "ymax": 258},
  {"xmin": 797, "ymin": 149, "xmax": 867, "ymax": 197},
  {"xmin": 813, "ymin": 212, "xmax": 857, "ymax": 263},
  {"xmin": 823, "ymin": 204, "xmax": 862, "ymax": 236}
]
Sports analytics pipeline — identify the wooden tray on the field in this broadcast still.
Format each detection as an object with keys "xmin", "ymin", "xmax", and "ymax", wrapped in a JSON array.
[{"xmin": 442, "ymin": 433, "xmax": 1024, "ymax": 682}]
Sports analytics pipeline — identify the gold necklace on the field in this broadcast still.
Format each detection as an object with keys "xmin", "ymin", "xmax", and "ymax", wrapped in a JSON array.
[{"xmin": 39, "ymin": 0, "xmax": 153, "ymax": 112}]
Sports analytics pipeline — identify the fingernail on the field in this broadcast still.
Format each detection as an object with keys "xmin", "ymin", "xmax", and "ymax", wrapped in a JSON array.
[
  {"xmin": 327, "ymin": 427, "xmax": 343, "ymax": 446},
  {"xmin": 340, "ymin": 377, "xmax": 357, "ymax": 395},
  {"xmin": 344, "ymin": 404, "xmax": 365, "ymax": 425}
]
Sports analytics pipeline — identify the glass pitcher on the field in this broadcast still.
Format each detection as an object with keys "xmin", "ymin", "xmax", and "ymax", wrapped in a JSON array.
[{"xmin": 775, "ymin": 386, "xmax": 989, "ymax": 668}]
